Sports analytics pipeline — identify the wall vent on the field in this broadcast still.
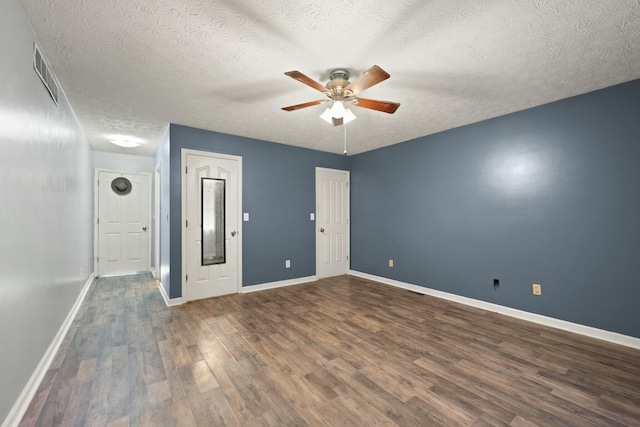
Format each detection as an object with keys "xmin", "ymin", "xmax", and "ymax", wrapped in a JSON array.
[{"xmin": 33, "ymin": 43, "xmax": 59, "ymax": 105}]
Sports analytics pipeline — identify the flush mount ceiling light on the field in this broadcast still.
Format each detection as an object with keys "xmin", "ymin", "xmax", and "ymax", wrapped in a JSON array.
[
  {"xmin": 106, "ymin": 134, "xmax": 144, "ymax": 148},
  {"xmin": 282, "ymin": 65, "xmax": 400, "ymax": 126}
]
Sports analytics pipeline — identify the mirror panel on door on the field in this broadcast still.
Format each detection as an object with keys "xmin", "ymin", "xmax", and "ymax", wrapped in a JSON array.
[{"xmin": 201, "ymin": 177, "xmax": 225, "ymax": 265}]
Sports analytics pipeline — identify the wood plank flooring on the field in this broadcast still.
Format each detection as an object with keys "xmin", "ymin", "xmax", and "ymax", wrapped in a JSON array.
[{"xmin": 19, "ymin": 273, "xmax": 640, "ymax": 426}]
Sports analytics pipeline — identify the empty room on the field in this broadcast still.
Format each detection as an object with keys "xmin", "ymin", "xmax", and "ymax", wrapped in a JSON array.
[{"xmin": 1, "ymin": 0, "xmax": 640, "ymax": 426}]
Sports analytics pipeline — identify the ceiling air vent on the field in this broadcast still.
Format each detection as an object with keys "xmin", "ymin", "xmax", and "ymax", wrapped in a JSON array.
[{"xmin": 33, "ymin": 43, "xmax": 59, "ymax": 105}]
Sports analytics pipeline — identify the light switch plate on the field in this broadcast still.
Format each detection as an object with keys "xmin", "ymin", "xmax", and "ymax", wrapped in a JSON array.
[{"xmin": 243, "ymin": 213, "xmax": 249, "ymax": 221}]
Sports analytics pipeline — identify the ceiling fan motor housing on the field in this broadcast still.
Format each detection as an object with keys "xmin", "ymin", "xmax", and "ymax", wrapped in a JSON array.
[{"xmin": 326, "ymin": 69, "xmax": 352, "ymax": 98}]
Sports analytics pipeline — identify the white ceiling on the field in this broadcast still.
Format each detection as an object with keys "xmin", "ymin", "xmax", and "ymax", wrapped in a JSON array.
[{"xmin": 20, "ymin": 0, "xmax": 640, "ymax": 156}]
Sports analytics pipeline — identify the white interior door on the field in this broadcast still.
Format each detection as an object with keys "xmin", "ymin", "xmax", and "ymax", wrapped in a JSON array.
[
  {"xmin": 97, "ymin": 171, "xmax": 150, "ymax": 276},
  {"xmin": 316, "ymin": 167, "xmax": 350, "ymax": 278},
  {"xmin": 184, "ymin": 151, "xmax": 241, "ymax": 301}
]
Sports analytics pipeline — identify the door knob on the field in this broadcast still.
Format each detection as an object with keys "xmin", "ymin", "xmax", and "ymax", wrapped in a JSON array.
[
  {"xmin": 142, "ymin": 226, "xmax": 147, "ymax": 231},
  {"xmin": 231, "ymin": 231, "xmax": 237, "ymax": 236},
  {"xmin": 320, "ymin": 228, "xmax": 324, "ymax": 233}
]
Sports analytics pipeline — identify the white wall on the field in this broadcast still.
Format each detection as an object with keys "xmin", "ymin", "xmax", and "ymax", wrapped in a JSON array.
[
  {"xmin": 93, "ymin": 151, "xmax": 154, "ymax": 173},
  {"xmin": 0, "ymin": 0, "xmax": 94, "ymax": 423}
]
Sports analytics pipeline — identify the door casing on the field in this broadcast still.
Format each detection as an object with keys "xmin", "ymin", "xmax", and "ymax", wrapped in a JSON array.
[
  {"xmin": 316, "ymin": 167, "xmax": 350, "ymax": 278},
  {"xmin": 154, "ymin": 163, "xmax": 161, "ymax": 280},
  {"xmin": 94, "ymin": 168, "xmax": 152, "ymax": 276},
  {"xmin": 181, "ymin": 149, "xmax": 243, "ymax": 300}
]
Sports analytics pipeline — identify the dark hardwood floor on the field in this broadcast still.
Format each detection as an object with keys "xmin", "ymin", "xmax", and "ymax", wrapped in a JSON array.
[{"xmin": 19, "ymin": 273, "xmax": 640, "ymax": 426}]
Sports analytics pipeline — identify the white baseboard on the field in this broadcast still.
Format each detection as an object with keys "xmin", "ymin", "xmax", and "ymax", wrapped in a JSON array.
[
  {"xmin": 158, "ymin": 281, "xmax": 183, "ymax": 306},
  {"xmin": 2, "ymin": 275, "xmax": 95, "ymax": 427},
  {"xmin": 349, "ymin": 270, "xmax": 640, "ymax": 351},
  {"xmin": 241, "ymin": 275, "xmax": 318, "ymax": 293}
]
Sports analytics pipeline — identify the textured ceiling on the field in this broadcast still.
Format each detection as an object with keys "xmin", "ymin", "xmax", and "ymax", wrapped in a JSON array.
[{"xmin": 19, "ymin": 0, "xmax": 640, "ymax": 156}]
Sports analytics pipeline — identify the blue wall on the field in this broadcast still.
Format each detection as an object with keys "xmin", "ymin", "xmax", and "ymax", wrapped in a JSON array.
[
  {"xmin": 350, "ymin": 79, "xmax": 640, "ymax": 338},
  {"xmin": 164, "ymin": 125, "xmax": 349, "ymax": 298}
]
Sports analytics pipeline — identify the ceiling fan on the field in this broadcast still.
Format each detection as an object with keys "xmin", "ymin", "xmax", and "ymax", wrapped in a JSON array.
[{"xmin": 281, "ymin": 65, "xmax": 400, "ymax": 126}]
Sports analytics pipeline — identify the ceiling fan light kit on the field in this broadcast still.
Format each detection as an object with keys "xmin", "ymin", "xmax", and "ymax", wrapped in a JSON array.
[
  {"xmin": 320, "ymin": 107, "xmax": 333, "ymax": 123},
  {"xmin": 331, "ymin": 100, "xmax": 345, "ymax": 118},
  {"xmin": 282, "ymin": 65, "xmax": 400, "ymax": 126},
  {"xmin": 320, "ymin": 103, "xmax": 357, "ymax": 124},
  {"xmin": 343, "ymin": 108, "xmax": 356, "ymax": 124}
]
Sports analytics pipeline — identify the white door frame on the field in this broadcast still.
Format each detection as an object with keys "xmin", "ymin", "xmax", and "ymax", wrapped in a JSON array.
[
  {"xmin": 181, "ymin": 149, "xmax": 243, "ymax": 299},
  {"xmin": 94, "ymin": 168, "xmax": 152, "ymax": 276},
  {"xmin": 315, "ymin": 167, "xmax": 350, "ymax": 278},
  {"xmin": 154, "ymin": 163, "xmax": 161, "ymax": 280}
]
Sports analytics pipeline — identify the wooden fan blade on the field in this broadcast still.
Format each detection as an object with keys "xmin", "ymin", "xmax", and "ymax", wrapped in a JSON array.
[
  {"xmin": 284, "ymin": 71, "xmax": 328, "ymax": 93},
  {"xmin": 281, "ymin": 99, "xmax": 327, "ymax": 111},
  {"xmin": 343, "ymin": 65, "xmax": 390, "ymax": 96},
  {"xmin": 332, "ymin": 117, "xmax": 344, "ymax": 126},
  {"xmin": 353, "ymin": 97, "xmax": 400, "ymax": 114}
]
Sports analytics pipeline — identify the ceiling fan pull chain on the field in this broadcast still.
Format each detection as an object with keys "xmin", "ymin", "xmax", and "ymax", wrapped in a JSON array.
[{"xmin": 343, "ymin": 123, "xmax": 348, "ymax": 156}]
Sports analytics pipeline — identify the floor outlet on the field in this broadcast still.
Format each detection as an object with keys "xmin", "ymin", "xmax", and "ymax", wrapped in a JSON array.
[{"xmin": 532, "ymin": 283, "xmax": 542, "ymax": 295}]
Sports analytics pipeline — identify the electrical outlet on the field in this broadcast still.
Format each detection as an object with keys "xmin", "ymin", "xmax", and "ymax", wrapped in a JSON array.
[
  {"xmin": 285, "ymin": 260, "xmax": 290, "ymax": 268},
  {"xmin": 388, "ymin": 259, "xmax": 394, "ymax": 267},
  {"xmin": 532, "ymin": 283, "xmax": 542, "ymax": 295},
  {"xmin": 493, "ymin": 278, "xmax": 499, "ymax": 288}
]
